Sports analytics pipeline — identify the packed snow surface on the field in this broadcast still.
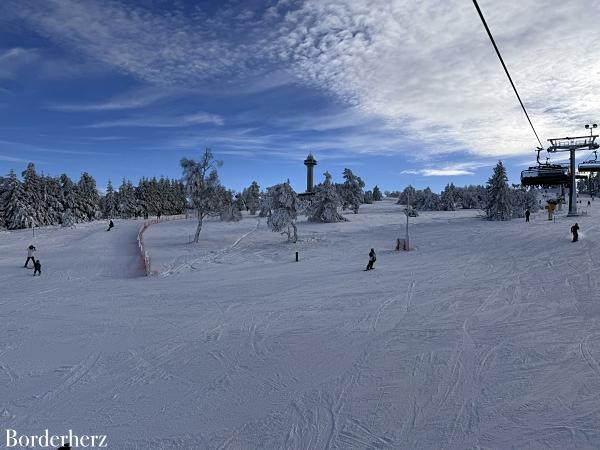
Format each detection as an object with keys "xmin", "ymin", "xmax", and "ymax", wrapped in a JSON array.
[{"xmin": 1, "ymin": 199, "xmax": 600, "ymax": 449}]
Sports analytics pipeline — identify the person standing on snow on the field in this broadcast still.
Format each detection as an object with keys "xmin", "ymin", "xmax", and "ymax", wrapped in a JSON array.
[
  {"xmin": 106, "ymin": 219, "xmax": 114, "ymax": 231},
  {"xmin": 571, "ymin": 223, "xmax": 580, "ymax": 242},
  {"xmin": 525, "ymin": 208, "xmax": 530, "ymax": 222},
  {"xmin": 24, "ymin": 245, "xmax": 36, "ymax": 268},
  {"xmin": 366, "ymin": 248, "xmax": 376, "ymax": 271},
  {"xmin": 33, "ymin": 259, "xmax": 41, "ymax": 276}
]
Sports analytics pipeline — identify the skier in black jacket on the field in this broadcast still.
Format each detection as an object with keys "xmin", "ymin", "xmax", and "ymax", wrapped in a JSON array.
[
  {"xmin": 106, "ymin": 220, "xmax": 114, "ymax": 231},
  {"xmin": 571, "ymin": 223, "xmax": 579, "ymax": 242},
  {"xmin": 366, "ymin": 248, "xmax": 376, "ymax": 271},
  {"xmin": 33, "ymin": 259, "xmax": 41, "ymax": 276}
]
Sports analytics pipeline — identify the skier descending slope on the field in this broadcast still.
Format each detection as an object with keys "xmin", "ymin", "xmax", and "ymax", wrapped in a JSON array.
[
  {"xmin": 106, "ymin": 220, "xmax": 114, "ymax": 232},
  {"xmin": 571, "ymin": 223, "xmax": 579, "ymax": 242},
  {"xmin": 365, "ymin": 248, "xmax": 376, "ymax": 271},
  {"xmin": 24, "ymin": 245, "xmax": 36, "ymax": 268}
]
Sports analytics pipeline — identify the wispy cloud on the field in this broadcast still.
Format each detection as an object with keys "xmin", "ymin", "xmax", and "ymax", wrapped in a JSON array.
[
  {"xmin": 85, "ymin": 112, "xmax": 224, "ymax": 128},
  {"xmin": 46, "ymin": 88, "xmax": 174, "ymax": 111},
  {"xmin": 0, "ymin": 47, "xmax": 38, "ymax": 79},
  {"xmin": 10, "ymin": 0, "xmax": 600, "ymax": 163},
  {"xmin": 401, "ymin": 161, "xmax": 492, "ymax": 176}
]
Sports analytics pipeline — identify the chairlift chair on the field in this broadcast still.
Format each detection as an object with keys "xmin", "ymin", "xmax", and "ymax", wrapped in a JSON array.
[
  {"xmin": 520, "ymin": 148, "xmax": 570, "ymax": 186},
  {"xmin": 578, "ymin": 151, "xmax": 600, "ymax": 172}
]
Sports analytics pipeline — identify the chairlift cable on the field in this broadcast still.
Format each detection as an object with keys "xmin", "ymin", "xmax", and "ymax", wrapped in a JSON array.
[{"xmin": 472, "ymin": 0, "xmax": 545, "ymax": 150}]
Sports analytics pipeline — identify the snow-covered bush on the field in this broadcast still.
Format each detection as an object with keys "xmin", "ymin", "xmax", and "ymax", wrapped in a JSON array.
[
  {"xmin": 338, "ymin": 168, "xmax": 365, "ymax": 214},
  {"xmin": 307, "ymin": 172, "xmax": 347, "ymax": 223},
  {"xmin": 265, "ymin": 181, "xmax": 298, "ymax": 242}
]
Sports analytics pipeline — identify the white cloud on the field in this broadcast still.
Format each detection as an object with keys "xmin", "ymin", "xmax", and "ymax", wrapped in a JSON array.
[
  {"xmin": 12, "ymin": 0, "xmax": 600, "ymax": 162},
  {"xmin": 0, "ymin": 47, "xmax": 38, "ymax": 79},
  {"xmin": 85, "ymin": 112, "xmax": 224, "ymax": 128},
  {"xmin": 272, "ymin": 0, "xmax": 600, "ymax": 158},
  {"xmin": 46, "ymin": 88, "xmax": 174, "ymax": 111},
  {"xmin": 401, "ymin": 161, "xmax": 492, "ymax": 176}
]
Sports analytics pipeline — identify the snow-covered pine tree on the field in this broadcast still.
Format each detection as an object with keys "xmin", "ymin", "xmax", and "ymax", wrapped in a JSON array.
[
  {"xmin": 397, "ymin": 185, "xmax": 416, "ymax": 207},
  {"xmin": 415, "ymin": 187, "xmax": 441, "ymax": 210},
  {"xmin": 258, "ymin": 191, "xmax": 270, "ymax": 217},
  {"xmin": 21, "ymin": 163, "xmax": 43, "ymax": 227},
  {"xmin": 135, "ymin": 178, "xmax": 150, "ymax": 219},
  {"xmin": 181, "ymin": 149, "xmax": 226, "ymax": 243},
  {"xmin": 265, "ymin": 181, "xmax": 298, "ymax": 242},
  {"xmin": 307, "ymin": 171, "xmax": 347, "ymax": 223},
  {"xmin": 220, "ymin": 190, "xmax": 242, "ymax": 222},
  {"xmin": 339, "ymin": 168, "xmax": 365, "ymax": 214},
  {"xmin": 511, "ymin": 187, "xmax": 538, "ymax": 218},
  {"xmin": 42, "ymin": 175, "xmax": 64, "ymax": 225},
  {"xmin": 117, "ymin": 179, "xmax": 137, "ymax": 219},
  {"xmin": 372, "ymin": 185, "xmax": 383, "ymax": 201},
  {"xmin": 1, "ymin": 170, "xmax": 30, "ymax": 229},
  {"xmin": 441, "ymin": 183, "xmax": 458, "ymax": 211},
  {"xmin": 75, "ymin": 172, "xmax": 100, "ymax": 221},
  {"xmin": 245, "ymin": 181, "xmax": 260, "ymax": 215},
  {"xmin": 61, "ymin": 208, "xmax": 75, "ymax": 228},
  {"xmin": 103, "ymin": 180, "xmax": 118, "ymax": 218},
  {"xmin": 485, "ymin": 161, "xmax": 512, "ymax": 220}
]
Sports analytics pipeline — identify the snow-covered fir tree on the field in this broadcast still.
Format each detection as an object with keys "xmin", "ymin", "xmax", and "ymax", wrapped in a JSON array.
[
  {"xmin": 397, "ymin": 185, "xmax": 416, "ymax": 207},
  {"xmin": 103, "ymin": 180, "xmax": 118, "ymax": 218},
  {"xmin": 181, "ymin": 149, "xmax": 226, "ymax": 243},
  {"xmin": 75, "ymin": 172, "xmax": 100, "ymax": 222},
  {"xmin": 220, "ymin": 190, "xmax": 242, "ymax": 222},
  {"xmin": 485, "ymin": 161, "xmax": 512, "ymax": 220},
  {"xmin": 41, "ymin": 175, "xmax": 64, "ymax": 225},
  {"xmin": 511, "ymin": 187, "xmax": 538, "ymax": 218},
  {"xmin": 1, "ymin": 170, "xmax": 30, "ymax": 229},
  {"xmin": 414, "ymin": 187, "xmax": 441, "ymax": 211},
  {"xmin": 372, "ymin": 185, "xmax": 383, "ymax": 201},
  {"xmin": 307, "ymin": 172, "xmax": 347, "ymax": 223},
  {"xmin": 234, "ymin": 192, "xmax": 245, "ymax": 212},
  {"xmin": 117, "ymin": 179, "xmax": 137, "ymax": 219},
  {"xmin": 244, "ymin": 181, "xmax": 260, "ymax": 215},
  {"xmin": 21, "ymin": 163, "xmax": 43, "ymax": 227},
  {"xmin": 338, "ymin": 168, "xmax": 365, "ymax": 214},
  {"xmin": 441, "ymin": 183, "xmax": 458, "ymax": 211},
  {"xmin": 265, "ymin": 181, "xmax": 298, "ymax": 242}
]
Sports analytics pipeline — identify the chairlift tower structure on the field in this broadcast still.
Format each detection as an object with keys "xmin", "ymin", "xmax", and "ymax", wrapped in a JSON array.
[{"xmin": 547, "ymin": 129, "xmax": 599, "ymax": 216}]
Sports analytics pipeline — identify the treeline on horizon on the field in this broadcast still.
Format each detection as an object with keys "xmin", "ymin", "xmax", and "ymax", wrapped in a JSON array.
[
  {"xmin": 0, "ymin": 159, "xmax": 538, "ymax": 230},
  {"xmin": 0, "ymin": 163, "xmax": 187, "ymax": 230}
]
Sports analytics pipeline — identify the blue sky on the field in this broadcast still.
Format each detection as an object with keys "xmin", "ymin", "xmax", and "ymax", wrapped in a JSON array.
[{"xmin": 1, "ymin": 0, "xmax": 600, "ymax": 194}]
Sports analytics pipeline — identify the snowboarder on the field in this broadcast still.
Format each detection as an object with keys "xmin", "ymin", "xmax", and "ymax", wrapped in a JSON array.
[
  {"xmin": 588, "ymin": 200, "xmax": 591, "ymax": 207},
  {"xmin": 33, "ymin": 259, "xmax": 41, "ymax": 276},
  {"xmin": 524, "ymin": 208, "xmax": 530, "ymax": 222},
  {"xmin": 24, "ymin": 245, "xmax": 36, "ymax": 268},
  {"xmin": 106, "ymin": 219, "xmax": 114, "ymax": 231},
  {"xmin": 571, "ymin": 223, "xmax": 579, "ymax": 242},
  {"xmin": 365, "ymin": 248, "xmax": 376, "ymax": 271}
]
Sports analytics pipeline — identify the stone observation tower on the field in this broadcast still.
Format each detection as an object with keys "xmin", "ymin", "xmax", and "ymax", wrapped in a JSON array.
[{"xmin": 304, "ymin": 153, "xmax": 317, "ymax": 193}]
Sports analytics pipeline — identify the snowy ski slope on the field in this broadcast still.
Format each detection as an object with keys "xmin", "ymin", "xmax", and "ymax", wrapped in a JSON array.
[{"xmin": 1, "ymin": 199, "xmax": 600, "ymax": 449}]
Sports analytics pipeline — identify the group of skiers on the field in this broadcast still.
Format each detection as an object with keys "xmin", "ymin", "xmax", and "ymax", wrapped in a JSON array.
[
  {"xmin": 524, "ymin": 208, "xmax": 581, "ymax": 243},
  {"xmin": 21, "ymin": 220, "xmax": 116, "ymax": 277}
]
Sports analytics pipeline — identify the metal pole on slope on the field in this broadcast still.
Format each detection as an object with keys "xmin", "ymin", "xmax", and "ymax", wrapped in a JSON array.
[{"xmin": 405, "ymin": 189, "xmax": 410, "ymax": 251}]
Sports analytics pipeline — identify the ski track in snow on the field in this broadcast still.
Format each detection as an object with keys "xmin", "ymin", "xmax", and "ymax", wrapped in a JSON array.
[{"xmin": 2, "ymin": 201, "xmax": 600, "ymax": 448}]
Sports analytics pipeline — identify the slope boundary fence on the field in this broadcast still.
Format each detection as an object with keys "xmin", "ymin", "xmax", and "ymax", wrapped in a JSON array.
[{"xmin": 137, "ymin": 214, "xmax": 187, "ymax": 276}]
